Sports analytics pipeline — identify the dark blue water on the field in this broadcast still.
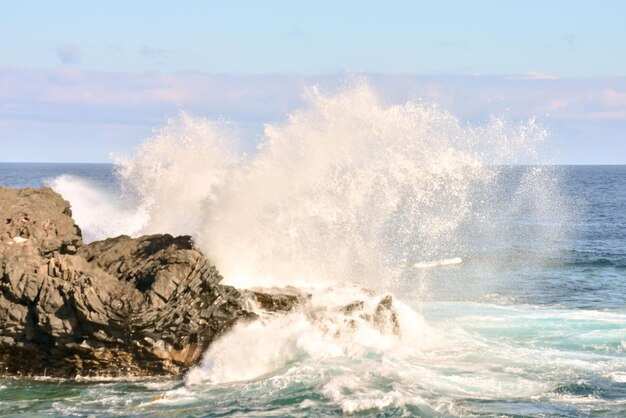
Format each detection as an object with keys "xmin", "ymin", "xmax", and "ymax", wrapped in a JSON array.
[
  {"xmin": 0, "ymin": 163, "xmax": 115, "ymax": 189},
  {"xmin": 0, "ymin": 163, "xmax": 624, "ymax": 417}
]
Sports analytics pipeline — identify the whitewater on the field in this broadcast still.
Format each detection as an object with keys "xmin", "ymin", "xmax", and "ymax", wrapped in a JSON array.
[{"xmin": 1, "ymin": 81, "xmax": 624, "ymax": 416}]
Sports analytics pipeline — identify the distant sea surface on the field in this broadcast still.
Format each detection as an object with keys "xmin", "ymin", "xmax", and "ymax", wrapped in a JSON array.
[
  {"xmin": 0, "ymin": 163, "xmax": 625, "ymax": 417},
  {"xmin": 0, "ymin": 163, "xmax": 116, "ymax": 190}
]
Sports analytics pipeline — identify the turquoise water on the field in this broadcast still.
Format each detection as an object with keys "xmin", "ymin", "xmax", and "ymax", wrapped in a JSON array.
[
  {"xmin": 1, "ymin": 164, "xmax": 625, "ymax": 417},
  {"xmin": 1, "ymin": 302, "xmax": 624, "ymax": 417}
]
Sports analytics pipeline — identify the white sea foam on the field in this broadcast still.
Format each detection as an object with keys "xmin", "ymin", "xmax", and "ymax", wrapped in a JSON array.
[
  {"xmin": 182, "ymin": 295, "xmax": 626, "ymax": 413},
  {"xmin": 608, "ymin": 372, "xmax": 626, "ymax": 383},
  {"xmin": 186, "ymin": 285, "xmax": 435, "ymax": 385}
]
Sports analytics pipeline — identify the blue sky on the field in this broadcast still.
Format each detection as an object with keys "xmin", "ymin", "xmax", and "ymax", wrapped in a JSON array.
[{"xmin": 1, "ymin": 0, "xmax": 625, "ymax": 163}]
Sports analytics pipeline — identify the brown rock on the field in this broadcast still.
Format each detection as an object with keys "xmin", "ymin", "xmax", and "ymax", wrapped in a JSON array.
[{"xmin": 0, "ymin": 187, "xmax": 253, "ymax": 378}]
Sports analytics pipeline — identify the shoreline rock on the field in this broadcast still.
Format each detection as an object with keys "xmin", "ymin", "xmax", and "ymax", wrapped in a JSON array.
[
  {"xmin": 0, "ymin": 186, "xmax": 401, "ymax": 379},
  {"xmin": 0, "ymin": 187, "xmax": 255, "ymax": 378}
]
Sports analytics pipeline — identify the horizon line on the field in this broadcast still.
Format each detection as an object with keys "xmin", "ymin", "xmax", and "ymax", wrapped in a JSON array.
[{"xmin": 1, "ymin": 161, "xmax": 625, "ymax": 167}]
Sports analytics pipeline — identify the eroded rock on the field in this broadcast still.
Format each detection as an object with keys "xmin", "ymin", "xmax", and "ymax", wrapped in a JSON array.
[{"xmin": 0, "ymin": 187, "xmax": 252, "ymax": 377}]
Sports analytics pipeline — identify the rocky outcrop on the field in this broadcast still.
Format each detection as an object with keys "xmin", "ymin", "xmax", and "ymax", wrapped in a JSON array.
[
  {"xmin": 0, "ymin": 187, "xmax": 402, "ymax": 378},
  {"xmin": 0, "ymin": 187, "xmax": 252, "ymax": 377}
]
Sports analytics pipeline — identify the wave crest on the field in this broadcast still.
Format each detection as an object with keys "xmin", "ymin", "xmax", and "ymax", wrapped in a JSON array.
[{"xmin": 111, "ymin": 81, "xmax": 558, "ymax": 289}]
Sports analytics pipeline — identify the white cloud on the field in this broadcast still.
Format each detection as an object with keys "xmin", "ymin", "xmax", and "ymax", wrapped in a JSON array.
[
  {"xmin": 507, "ymin": 71, "xmax": 558, "ymax": 81},
  {"xmin": 546, "ymin": 99, "xmax": 570, "ymax": 112},
  {"xmin": 586, "ymin": 110, "xmax": 626, "ymax": 120},
  {"xmin": 0, "ymin": 67, "xmax": 625, "ymax": 128},
  {"xmin": 601, "ymin": 89, "xmax": 626, "ymax": 107}
]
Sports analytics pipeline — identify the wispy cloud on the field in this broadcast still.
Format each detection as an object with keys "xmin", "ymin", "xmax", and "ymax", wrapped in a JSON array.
[
  {"xmin": 602, "ymin": 89, "xmax": 626, "ymax": 107},
  {"xmin": 1, "ymin": 67, "xmax": 625, "ymax": 128},
  {"xmin": 56, "ymin": 44, "xmax": 81, "ymax": 64},
  {"xmin": 1, "ymin": 68, "xmax": 624, "ymax": 164},
  {"xmin": 507, "ymin": 71, "xmax": 558, "ymax": 81}
]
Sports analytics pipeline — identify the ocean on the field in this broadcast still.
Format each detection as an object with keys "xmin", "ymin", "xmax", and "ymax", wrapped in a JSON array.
[
  {"xmin": 0, "ymin": 86, "xmax": 625, "ymax": 417},
  {"xmin": 1, "ymin": 163, "xmax": 624, "ymax": 417}
]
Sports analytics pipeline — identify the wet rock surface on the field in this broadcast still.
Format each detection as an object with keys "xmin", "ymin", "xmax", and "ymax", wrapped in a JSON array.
[
  {"xmin": 0, "ymin": 187, "xmax": 253, "ymax": 377},
  {"xmin": 242, "ymin": 287, "xmax": 309, "ymax": 313},
  {"xmin": 242, "ymin": 286, "xmax": 401, "ymax": 339}
]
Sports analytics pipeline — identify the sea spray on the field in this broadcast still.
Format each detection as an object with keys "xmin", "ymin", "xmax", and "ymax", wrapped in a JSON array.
[
  {"xmin": 114, "ymin": 113, "xmax": 242, "ymax": 238},
  {"xmin": 185, "ymin": 284, "xmax": 435, "ymax": 386},
  {"xmin": 104, "ymin": 81, "xmax": 576, "ymax": 404},
  {"xmin": 48, "ymin": 174, "xmax": 148, "ymax": 242},
  {"xmin": 112, "ymin": 80, "xmax": 563, "ymax": 291}
]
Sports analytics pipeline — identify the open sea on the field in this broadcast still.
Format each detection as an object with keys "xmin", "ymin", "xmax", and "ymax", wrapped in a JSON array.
[
  {"xmin": 0, "ymin": 163, "xmax": 624, "ymax": 417},
  {"xmin": 0, "ymin": 88, "xmax": 625, "ymax": 417}
]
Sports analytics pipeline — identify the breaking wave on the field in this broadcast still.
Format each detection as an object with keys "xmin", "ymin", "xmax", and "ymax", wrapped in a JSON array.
[{"xmin": 104, "ymin": 80, "xmax": 567, "ymax": 291}]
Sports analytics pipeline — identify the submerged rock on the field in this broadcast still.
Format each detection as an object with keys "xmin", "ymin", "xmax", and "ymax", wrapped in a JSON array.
[
  {"xmin": 242, "ymin": 287, "xmax": 309, "ymax": 313},
  {"xmin": 0, "ymin": 187, "xmax": 252, "ymax": 377}
]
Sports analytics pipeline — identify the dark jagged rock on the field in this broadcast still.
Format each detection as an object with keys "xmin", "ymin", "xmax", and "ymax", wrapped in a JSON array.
[
  {"xmin": 0, "ymin": 186, "xmax": 401, "ymax": 379},
  {"xmin": 0, "ymin": 187, "xmax": 253, "ymax": 377},
  {"xmin": 242, "ymin": 287, "xmax": 309, "ymax": 313}
]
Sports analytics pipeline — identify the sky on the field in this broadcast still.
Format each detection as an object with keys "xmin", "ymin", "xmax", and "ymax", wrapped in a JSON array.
[{"xmin": 1, "ymin": 0, "xmax": 625, "ymax": 163}]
